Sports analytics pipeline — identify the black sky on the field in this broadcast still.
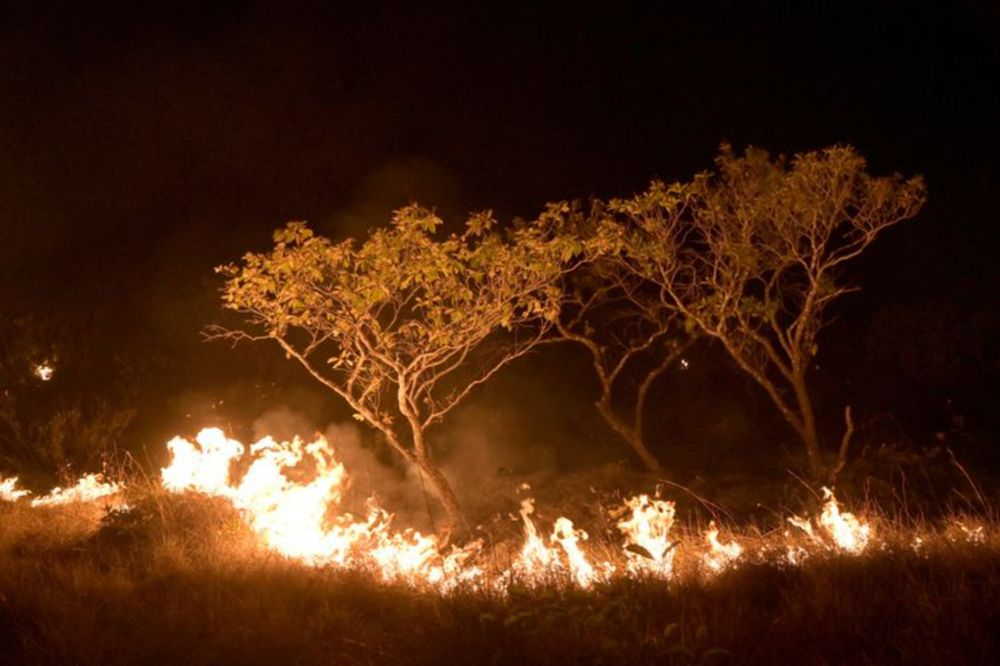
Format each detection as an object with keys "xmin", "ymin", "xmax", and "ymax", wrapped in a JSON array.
[{"xmin": 2, "ymin": 1, "xmax": 999, "ymax": 446}]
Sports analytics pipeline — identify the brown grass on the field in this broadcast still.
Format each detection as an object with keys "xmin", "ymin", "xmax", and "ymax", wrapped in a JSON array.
[{"xmin": 1, "ymin": 486, "xmax": 999, "ymax": 665}]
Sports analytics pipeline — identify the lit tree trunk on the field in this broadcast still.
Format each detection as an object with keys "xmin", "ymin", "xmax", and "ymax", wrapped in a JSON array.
[
  {"xmin": 413, "ymin": 448, "xmax": 465, "ymax": 535},
  {"xmin": 395, "ymin": 379, "xmax": 467, "ymax": 535}
]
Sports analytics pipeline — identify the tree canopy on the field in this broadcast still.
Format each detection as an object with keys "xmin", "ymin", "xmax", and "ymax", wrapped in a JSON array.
[{"xmin": 217, "ymin": 205, "xmax": 607, "ymax": 529}]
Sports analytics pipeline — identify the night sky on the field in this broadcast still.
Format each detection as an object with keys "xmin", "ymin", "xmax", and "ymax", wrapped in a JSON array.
[{"xmin": 2, "ymin": 2, "xmax": 998, "ymax": 469}]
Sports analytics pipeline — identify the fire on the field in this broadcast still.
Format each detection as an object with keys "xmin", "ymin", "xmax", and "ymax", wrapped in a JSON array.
[
  {"xmin": 34, "ymin": 363, "xmax": 54, "ymax": 381},
  {"xmin": 786, "ymin": 487, "xmax": 871, "ymax": 555},
  {"xmin": 551, "ymin": 517, "xmax": 600, "ymax": 587},
  {"xmin": 0, "ymin": 424, "xmax": 942, "ymax": 593},
  {"xmin": 0, "ymin": 475, "xmax": 31, "ymax": 502},
  {"xmin": 29, "ymin": 473, "xmax": 122, "ymax": 507},
  {"xmin": 616, "ymin": 494, "xmax": 676, "ymax": 577},
  {"xmin": 702, "ymin": 521, "xmax": 742, "ymax": 572},
  {"xmin": 512, "ymin": 498, "xmax": 608, "ymax": 588},
  {"xmin": 162, "ymin": 428, "xmax": 246, "ymax": 494},
  {"xmin": 160, "ymin": 427, "xmax": 480, "ymax": 589},
  {"xmin": 516, "ymin": 498, "xmax": 558, "ymax": 574}
]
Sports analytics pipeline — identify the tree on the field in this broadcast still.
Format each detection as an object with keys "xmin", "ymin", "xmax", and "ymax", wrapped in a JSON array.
[
  {"xmin": 215, "ymin": 205, "xmax": 596, "ymax": 532},
  {"xmin": 548, "ymin": 202, "xmax": 695, "ymax": 473},
  {"xmin": 618, "ymin": 146, "xmax": 925, "ymax": 479}
]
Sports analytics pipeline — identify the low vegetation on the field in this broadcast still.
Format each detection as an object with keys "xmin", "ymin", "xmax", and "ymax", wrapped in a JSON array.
[{"xmin": 0, "ymin": 475, "xmax": 998, "ymax": 665}]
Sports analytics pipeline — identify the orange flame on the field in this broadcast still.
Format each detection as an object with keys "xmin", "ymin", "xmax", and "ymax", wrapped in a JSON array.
[
  {"xmin": 702, "ymin": 521, "xmax": 742, "ymax": 573},
  {"xmin": 29, "ymin": 474, "xmax": 122, "ymax": 507},
  {"xmin": 616, "ymin": 494, "xmax": 676, "ymax": 577},
  {"xmin": 786, "ymin": 487, "xmax": 871, "ymax": 557},
  {"xmin": 0, "ymin": 475, "xmax": 30, "ymax": 502},
  {"xmin": 161, "ymin": 428, "xmax": 480, "ymax": 589}
]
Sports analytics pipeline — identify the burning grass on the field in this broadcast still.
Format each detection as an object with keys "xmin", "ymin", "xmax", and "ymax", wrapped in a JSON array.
[{"xmin": 1, "ymin": 429, "xmax": 999, "ymax": 664}]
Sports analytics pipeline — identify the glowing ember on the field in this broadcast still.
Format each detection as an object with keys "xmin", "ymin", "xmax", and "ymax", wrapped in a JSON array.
[
  {"xmin": 29, "ymin": 473, "xmax": 122, "ymax": 507},
  {"xmin": 0, "ymin": 476, "xmax": 31, "ymax": 501},
  {"xmin": 952, "ymin": 521, "xmax": 986, "ymax": 544},
  {"xmin": 34, "ymin": 363, "xmax": 54, "ymax": 381},
  {"xmin": 616, "ymin": 494, "xmax": 676, "ymax": 577},
  {"xmin": 702, "ymin": 521, "xmax": 742, "ymax": 572}
]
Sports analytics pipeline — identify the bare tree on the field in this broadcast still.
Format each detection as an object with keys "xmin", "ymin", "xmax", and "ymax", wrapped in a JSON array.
[
  {"xmin": 617, "ymin": 146, "xmax": 925, "ymax": 479},
  {"xmin": 214, "ymin": 206, "xmax": 596, "ymax": 532}
]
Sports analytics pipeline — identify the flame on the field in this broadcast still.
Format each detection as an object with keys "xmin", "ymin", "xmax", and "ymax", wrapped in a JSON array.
[
  {"xmin": 702, "ymin": 521, "xmax": 742, "ymax": 572},
  {"xmin": 34, "ymin": 363, "xmax": 54, "ymax": 381},
  {"xmin": 616, "ymin": 494, "xmax": 676, "ymax": 577},
  {"xmin": 161, "ymin": 428, "xmax": 245, "ymax": 494},
  {"xmin": 0, "ymin": 424, "xmax": 961, "ymax": 593},
  {"xmin": 786, "ymin": 487, "xmax": 871, "ymax": 555},
  {"xmin": 512, "ymin": 498, "xmax": 608, "ymax": 588},
  {"xmin": 160, "ymin": 428, "xmax": 480, "ymax": 589},
  {"xmin": 0, "ymin": 475, "xmax": 31, "ymax": 502},
  {"xmin": 29, "ymin": 473, "xmax": 122, "ymax": 507},
  {"xmin": 516, "ymin": 498, "xmax": 557, "ymax": 574},
  {"xmin": 551, "ymin": 517, "xmax": 600, "ymax": 587}
]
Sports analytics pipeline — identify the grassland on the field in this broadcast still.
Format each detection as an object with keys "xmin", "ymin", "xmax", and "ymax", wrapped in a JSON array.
[{"xmin": 1, "ymin": 482, "xmax": 999, "ymax": 666}]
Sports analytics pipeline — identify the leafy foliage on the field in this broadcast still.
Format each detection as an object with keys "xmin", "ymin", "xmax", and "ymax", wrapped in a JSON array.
[
  {"xmin": 614, "ymin": 145, "xmax": 926, "ymax": 476},
  {"xmin": 217, "ymin": 205, "xmax": 606, "ymax": 526}
]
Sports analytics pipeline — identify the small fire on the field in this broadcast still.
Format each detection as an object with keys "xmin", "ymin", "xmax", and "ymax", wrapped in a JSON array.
[
  {"xmin": 516, "ymin": 498, "xmax": 558, "ymax": 575},
  {"xmin": 29, "ymin": 473, "xmax": 122, "ymax": 507},
  {"xmin": 616, "ymin": 494, "xmax": 676, "ymax": 577},
  {"xmin": 0, "ymin": 476, "xmax": 31, "ymax": 502},
  {"xmin": 551, "ymin": 517, "xmax": 600, "ymax": 587},
  {"xmin": 702, "ymin": 521, "xmax": 743, "ymax": 573},
  {"xmin": 34, "ymin": 363, "xmax": 55, "ymax": 382},
  {"xmin": 511, "ymin": 498, "xmax": 611, "ymax": 588},
  {"xmin": 786, "ymin": 487, "xmax": 871, "ymax": 555}
]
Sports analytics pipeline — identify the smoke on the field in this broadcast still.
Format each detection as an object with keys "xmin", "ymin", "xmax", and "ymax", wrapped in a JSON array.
[
  {"xmin": 243, "ymin": 400, "xmax": 559, "ymax": 529},
  {"xmin": 321, "ymin": 157, "xmax": 464, "ymax": 239}
]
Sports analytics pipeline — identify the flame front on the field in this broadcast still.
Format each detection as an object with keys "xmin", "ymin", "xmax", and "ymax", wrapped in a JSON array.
[
  {"xmin": 0, "ymin": 426, "xmax": 890, "ymax": 593},
  {"xmin": 160, "ymin": 428, "xmax": 478, "ymax": 588}
]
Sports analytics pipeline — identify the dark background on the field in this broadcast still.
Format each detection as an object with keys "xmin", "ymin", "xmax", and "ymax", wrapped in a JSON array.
[{"xmin": 2, "ymin": 1, "xmax": 998, "ymax": 487}]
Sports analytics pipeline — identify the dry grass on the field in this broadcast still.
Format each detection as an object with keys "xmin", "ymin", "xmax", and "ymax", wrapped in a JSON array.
[{"xmin": 0, "ymin": 485, "xmax": 999, "ymax": 665}]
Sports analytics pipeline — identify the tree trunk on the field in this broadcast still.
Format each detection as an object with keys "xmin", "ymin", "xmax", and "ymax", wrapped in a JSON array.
[
  {"xmin": 413, "ymin": 452, "xmax": 467, "ymax": 537},
  {"xmin": 792, "ymin": 374, "xmax": 824, "ymax": 479},
  {"xmin": 596, "ymin": 400, "xmax": 663, "ymax": 473}
]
